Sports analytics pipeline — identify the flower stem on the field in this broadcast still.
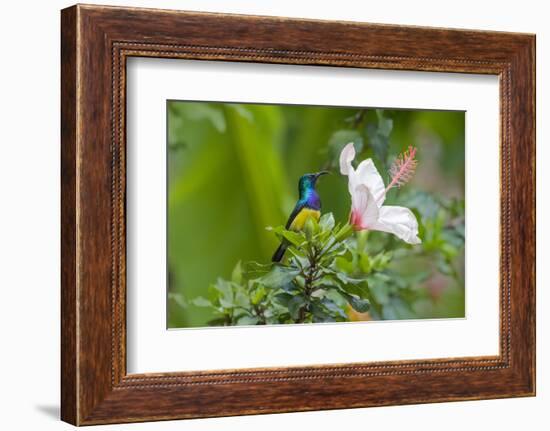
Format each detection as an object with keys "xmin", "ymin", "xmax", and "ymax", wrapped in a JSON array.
[{"xmin": 295, "ymin": 246, "xmax": 320, "ymax": 323}]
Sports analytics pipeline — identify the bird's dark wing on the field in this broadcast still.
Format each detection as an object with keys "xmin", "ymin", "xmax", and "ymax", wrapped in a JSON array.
[
  {"xmin": 285, "ymin": 201, "xmax": 307, "ymax": 230},
  {"xmin": 273, "ymin": 201, "xmax": 307, "ymax": 263}
]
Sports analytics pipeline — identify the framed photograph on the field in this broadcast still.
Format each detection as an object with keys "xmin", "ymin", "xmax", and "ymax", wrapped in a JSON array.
[{"xmin": 61, "ymin": 4, "xmax": 535, "ymax": 425}]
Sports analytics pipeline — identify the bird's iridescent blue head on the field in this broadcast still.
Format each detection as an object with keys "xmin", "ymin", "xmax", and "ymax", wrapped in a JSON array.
[{"xmin": 298, "ymin": 171, "xmax": 329, "ymax": 197}]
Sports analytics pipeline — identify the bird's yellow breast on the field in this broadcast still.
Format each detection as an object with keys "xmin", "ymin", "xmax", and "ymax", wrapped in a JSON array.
[{"xmin": 289, "ymin": 208, "xmax": 321, "ymax": 231}]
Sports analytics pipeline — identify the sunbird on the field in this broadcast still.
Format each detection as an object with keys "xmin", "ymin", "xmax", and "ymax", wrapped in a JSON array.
[{"xmin": 272, "ymin": 171, "xmax": 329, "ymax": 262}]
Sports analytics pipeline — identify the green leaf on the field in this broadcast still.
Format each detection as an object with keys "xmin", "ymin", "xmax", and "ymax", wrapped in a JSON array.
[
  {"xmin": 371, "ymin": 251, "xmax": 393, "ymax": 271},
  {"xmin": 251, "ymin": 286, "xmax": 267, "ymax": 305},
  {"xmin": 366, "ymin": 128, "xmax": 389, "ymax": 166},
  {"xmin": 329, "ymin": 280, "xmax": 370, "ymax": 312},
  {"xmin": 218, "ymin": 284, "xmax": 237, "ymax": 308},
  {"xmin": 219, "ymin": 297, "xmax": 234, "ymax": 308},
  {"xmin": 319, "ymin": 213, "xmax": 335, "ymax": 231},
  {"xmin": 245, "ymin": 261, "xmax": 273, "ymax": 275},
  {"xmin": 321, "ymin": 297, "xmax": 348, "ymax": 319},
  {"xmin": 280, "ymin": 281, "xmax": 301, "ymax": 294},
  {"xmin": 310, "ymin": 300, "xmax": 336, "ymax": 322},
  {"xmin": 336, "ymin": 272, "xmax": 369, "ymax": 286},
  {"xmin": 315, "ymin": 274, "xmax": 343, "ymax": 291},
  {"xmin": 359, "ymin": 253, "xmax": 371, "ymax": 273},
  {"xmin": 274, "ymin": 292, "xmax": 294, "ymax": 307},
  {"xmin": 172, "ymin": 102, "xmax": 227, "ymax": 132},
  {"xmin": 231, "ymin": 261, "xmax": 243, "ymax": 284},
  {"xmin": 268, "ymin": 225, "xmax": 306, "ymax": 247},
  {"xmin": 234, "ymin": 291, "xmax": 250, "ymax": 308},
  {"xmin": 281, "ymin": 230, "xmax": 305, "ymax": 247},
  {"xmin": 237, "ymin": 315, "xmax": 259, "ymax": 325},
  {"xmin": 376, "ymin": 109, "xmax": 393, "ymax": 137},
  {"xmin": 365, "ymin": 110, "xmax": 393, "ymax": 165},
  {"xmin": 334, "ymin": 256, "xmax": 354, "ymax": 273},
  {"xmin": 346, "ymin": 294, "xmax": 370, "ymax": 313},
  {"xmin": 226, "ymin": 104, "xmax": 254, "ymax": 122},
  {"xmin": 304, "ymin": 217, "xmax": 319, "ymax": 240},
  {"xmin": 168, "ymin": 292, "xmax": 188, "ymax": 308},
  {"xmin": 369, "ymin": 283, "xmax": 390, "ymax": 305},
  {"xmin": 328, "ymin": 129, "xmax": 364, "ymax": 152},
  {"xmin": 334, "ymin": 224, "xmax": 353, "ymax": 242},
  {"xmin": 437, "ymin": 258, "xmax": 453, "ymax": 275},
  {"xmin": 191, "ymin": 296, "xmax": 212, "ymax": 307},
  {"xmin": 288, "ymin": 249, "xmax": 309, "ymax": 269},
  {"xmin": 345, "ymin": 283, "xmax": 371, "ymax": 300},
  {"xmin": 288, "ymin": 296, "xmax": 306, "ymax": 320},
  {"xmin": 255, "ymin": 266, "xmax": 300, "ymax": 289},
  {"xmin": 209, "ymin": 278, "xmax": 235, "ymax": 308}
]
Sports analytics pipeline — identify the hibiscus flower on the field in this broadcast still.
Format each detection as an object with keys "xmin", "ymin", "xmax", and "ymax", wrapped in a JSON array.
[{"xmin": 339, "ymin": 143, "xmax": 421, "ymax": 244}]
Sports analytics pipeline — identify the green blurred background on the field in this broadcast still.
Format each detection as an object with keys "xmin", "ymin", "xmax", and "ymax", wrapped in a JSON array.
[{"xmin": 167, "ymin": 101, "xmax": 465, "ymax": 328}]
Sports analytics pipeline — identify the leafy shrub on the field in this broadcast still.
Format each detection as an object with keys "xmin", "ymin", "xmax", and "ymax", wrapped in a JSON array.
[{"xmin": 169, "ymin": 104, "xmax": 465, "ymax": 326}]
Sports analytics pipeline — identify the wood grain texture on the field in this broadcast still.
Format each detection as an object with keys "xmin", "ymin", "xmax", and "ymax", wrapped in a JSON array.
[
  {"xmin": 60, "ymin": 4, "xmax": 536, "ymax": 425},
  {"xmin": 60, "ymin": 5, "xmax": 78, "ymax": 425}
]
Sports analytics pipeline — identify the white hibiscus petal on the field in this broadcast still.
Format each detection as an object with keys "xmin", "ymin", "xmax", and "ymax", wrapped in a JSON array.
[
  {"xmin": 351, "ymin": 184, "xmax": 379, "ymax": 230},
  {"xmin": 371, "ymin": 206, "xmax": 421, "ymax": 244},
  {"xmin": 339, "ymin": 142, "xmax": 356, "ymax": 176},
  {"xmin": 355, "ymin": 158, "xmax": 386, "ymax": 207}
]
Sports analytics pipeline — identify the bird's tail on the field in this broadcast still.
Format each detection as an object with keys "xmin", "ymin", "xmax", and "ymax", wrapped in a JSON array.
[{"xmin": 272, "ymin": 241, "xmax": 289, "ymax": 263}]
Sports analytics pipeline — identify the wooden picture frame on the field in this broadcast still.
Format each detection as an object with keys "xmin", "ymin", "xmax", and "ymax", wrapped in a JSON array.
[{"xmin": 61, "ymin": 4, "xmax": 535, "ymax": 425}]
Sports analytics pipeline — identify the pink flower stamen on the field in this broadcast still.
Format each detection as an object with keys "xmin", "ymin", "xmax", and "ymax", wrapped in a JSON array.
[{"xmin": 385, "ymin": 146, "xmax": 418, "ymax": 193}]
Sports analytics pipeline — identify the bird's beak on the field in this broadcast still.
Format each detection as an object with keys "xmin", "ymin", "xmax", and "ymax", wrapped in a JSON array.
[{"xmin": 314, "ymin": 171, "xmax": 330, "ymax": 179}]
